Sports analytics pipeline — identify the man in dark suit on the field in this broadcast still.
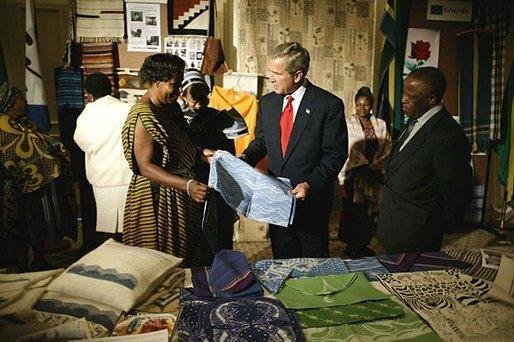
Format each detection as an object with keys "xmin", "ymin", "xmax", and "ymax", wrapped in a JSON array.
[
  {"xmin": 241, "ymin": 42, "xmax": 347, "ymax": 258},
  {"xmin": 378, "ymin": 67, "xmax": 473, "ymax": 253}
]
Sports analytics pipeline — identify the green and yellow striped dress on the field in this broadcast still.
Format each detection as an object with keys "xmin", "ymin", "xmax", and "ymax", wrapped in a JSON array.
[{"xmin": 122, "ymin": 101, "xmax": 204, "ymax": 266}]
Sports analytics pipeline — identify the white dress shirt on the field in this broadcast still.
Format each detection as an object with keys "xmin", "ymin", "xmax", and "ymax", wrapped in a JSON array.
[
  {"xmin": 282, "ymin": 84, "xmax": 307, "ymax": 121},
  {"xmin": 399, "ymin": 105, "xmax": 442, "ymax": 151}
]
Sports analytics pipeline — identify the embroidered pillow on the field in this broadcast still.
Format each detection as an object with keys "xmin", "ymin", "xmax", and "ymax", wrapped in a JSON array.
[{"xmin": 48, "ymin": 239, "xmax": 183, "ymax": 312}]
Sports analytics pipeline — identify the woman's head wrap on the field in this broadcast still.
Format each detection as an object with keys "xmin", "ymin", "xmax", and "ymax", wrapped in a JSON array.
[{"xmin": 0, "ymin": 83, "xmax": 23, "ymax": 113}]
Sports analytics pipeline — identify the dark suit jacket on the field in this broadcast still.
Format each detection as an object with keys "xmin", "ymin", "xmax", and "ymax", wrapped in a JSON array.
[
  {"xmin": 243, "ymin": 81, "xmax": 347, "ymax": 234},
  {"xmin": 377, "ymin": 107, "xmax": 473, "ymax": 253}
]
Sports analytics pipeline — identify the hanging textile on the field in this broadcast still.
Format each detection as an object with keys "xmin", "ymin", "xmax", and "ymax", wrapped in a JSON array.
[
  {"xmin": 495, "ymin": 60, "xmax": 514, "ymax": 202},
  {"xmin": 477, "ymin": 0, "xmax": 511, "ymax": 140},
  {"xmin": 457, "ymin": 30, "xmax": 493, "ymax": 153},
  {"xmin": 76, "ymin": 0, "xmax": 125, "ymax": 43},
  {"xmin": 25, "ymin": 0, "xmax": 50, "ymax": 133},
  {"xmin": 169, "ymin": 0, "xmax": 210, "ymax": 36},
  {"xmin": 81, "ymin": 43, "xmax": 119, "ymax": 95},
  {"xmin": 201, "ymin": 37, "xmax": 228, "ymax": 75},
  {"xmin": 54, "ymin": 66, "xmax": 84, "ymax": 181},
  {"xmin": 235, "ymin": 0, "xmax": 376, "ymax": 117}
]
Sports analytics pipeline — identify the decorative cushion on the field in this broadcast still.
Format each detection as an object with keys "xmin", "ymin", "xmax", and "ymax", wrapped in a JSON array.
[
  {"xmin": 34, "ymin": 291, "xmax": 121, "ymax": 331},
  {"xmin": 48, "ymin": 239, "xmax": 182, "ymax": 312}
]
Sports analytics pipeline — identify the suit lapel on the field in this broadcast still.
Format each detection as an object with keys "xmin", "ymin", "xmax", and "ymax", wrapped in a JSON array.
[
  {"xmin": 282, "ymin": 83, "xmax": 316, "ymax": 163},
  {"xmin": 387, "ymin": 109, "xmax": 446, "ymax": 176}
]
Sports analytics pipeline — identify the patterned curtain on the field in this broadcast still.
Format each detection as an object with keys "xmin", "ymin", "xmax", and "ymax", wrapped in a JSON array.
[
  {"xmin": 477, "ymin": 0, "xmax": 511, "ymax": 140},
  {"xmin": 234, "ymin": 0, "xmax": 375, "ymax": 116}
]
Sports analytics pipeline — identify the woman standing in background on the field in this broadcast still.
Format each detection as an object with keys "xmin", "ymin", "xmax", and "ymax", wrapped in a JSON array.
[
  {"xmin": 0, "ymin": 83, "xmax": 76, "ymax": 271},
  {"xmin": 338, "ymin": 86, "xmax": 391, "ymax": 258}
]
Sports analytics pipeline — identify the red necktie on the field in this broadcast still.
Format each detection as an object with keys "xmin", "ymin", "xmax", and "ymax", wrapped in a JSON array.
[{"xmin": 280, "ymin": 95, "xmax": 294, "ymax": 156}]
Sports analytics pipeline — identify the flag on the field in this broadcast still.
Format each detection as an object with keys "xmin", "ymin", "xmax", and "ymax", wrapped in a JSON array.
[
  {"xmin": 0, "ymin": 43, "xmax": 7, "ymax": 84},
  {"xmin": 457, "ymin": 31, "xmax": 493, "ymax": 153},
  {"xmin": 25, "ymin": 0, "xmax": 50, "ymax": 132},
  {"xmin": 495, "ymin": 60, "xmax": 514, "ymax": 202},
  {"xmin": 376, "ymin": 0, "xmax": 412, "ymax": 137}
]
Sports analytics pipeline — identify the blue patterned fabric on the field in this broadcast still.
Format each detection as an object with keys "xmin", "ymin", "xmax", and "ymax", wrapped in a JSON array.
[
  {"xmin": 67, "ymin": 264, "xmax": 138, "ymax": 290},
  {"xmin": 252, "ymin": 258, "xmax": 349, "ymax": 294},
  {"xmin": 54, "ymin": 66, "xmax": 84, "ymax": 111},
  {"xmin": 210, "ymin": 250, "xmax": 263, "ymax": 298},
  {"xmin": 177, "ymin": 288, "xmax": 213, "ymax": 341},
  {"xmin": 198, "ymin": 297, "xmax": 305, "ymax": 341},
  {"xmin": 191, "ymin": 266, "xmax": 263, "ymax": 299},
  {"xmin": 378, "ymin": 251, "xmax": 472, "ymax": 273},
  {"xmin": 208, "ymin": 150, "xmax": 296, "ymax": 227},
  {"xmin": 34, "ymin": 298, "xmax": 119, "ymax": 330},
  {"xmin": 345, "ymin": 257, "xmax": 390, "ymax": 281}
]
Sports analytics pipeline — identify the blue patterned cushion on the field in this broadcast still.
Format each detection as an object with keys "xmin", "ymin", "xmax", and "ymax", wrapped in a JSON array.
[
  {"xmin": 34, "ymin": 291, "xmax": 120, "ymax": 331},
  {"xmin": 48, "ymin": 239, "xmax": 183, "ymax": 311}
]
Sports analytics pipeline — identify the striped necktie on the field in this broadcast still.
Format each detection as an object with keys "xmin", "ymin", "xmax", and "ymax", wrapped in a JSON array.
[{"xmin": 395, "ymin": 119, "xmax": 417, "ymax": 153}]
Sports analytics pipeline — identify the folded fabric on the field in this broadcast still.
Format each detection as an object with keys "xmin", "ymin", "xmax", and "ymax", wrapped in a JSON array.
[
  {"xmin": 0, "ymin": 269, "xmax": 64, "ymax": 316},
  {"xmin": 275, "ymin": 273, "xmax": 388, "ymax": 309},
  {"xmin": 378, "ymin": 251, "xmax": 472, "ymax": 273},
  {"xmin": 296, "ymin": 297, "xmax": 405, "ymax": 328},
  {"xmin": 192, "ymin": 267, "xmax": 263, "ymax": 299},
  {"xmin": 253, "ymin": 258, "xmax": 349, "ymax": 294},
  {"xmin": 209, "ymin": 150, "xmax": 296, "ymax": 227},
  {"xmin": 209, "ymin": 249, "xmax": 256, "ymax": 294},
  {"xmin": 219, "ymin": 108, "xmax": 249, "ymax": 139},
  {"xmin": 133, "ymin": 268, "xmax": 185, "ymax": 311},
  {"xmin": 487, "ymin": 253, "xmax": 514, "ymax": 304},
  {"xmin": 48, "ymin": 239, "xmax": 183, "ymax": 312},
  {"xmin": 0, "ymin": 310, "xmax": 107, "ymax": 341},
  {"xmin": 191, "ymin": 250, "xmax": 263, "ymax": 299},
  {"xmin": 197, "ymin": 297, "xmax": 305, "ymax": 341},
  {"xmin": 480, "ymin": 245, "xmax": 514, "ymax": 269},
  {"xmin": 344, "ymin": 257, "xmax": 389, "ymax": 281},
  {"xmin": 112, "ymin": 312, "xmax": 177, "ymax": 338},
  {"xmin": 445, "ymin": 249, "xmax": 497, "ymax": 281},
  {"xmin": 377, "ymin": 269, "xmax": 490, "ymax": 311},
  {"xmin": 415, "ymin": 301, "xmax": 514, "ymax": 341},
  {"xmin": 303, "ymin": 296, "xmax": 440, "ymax": 342},
  {"xmin": 378, "ymin": 269, "xmax": 514, "ymax": 341}
]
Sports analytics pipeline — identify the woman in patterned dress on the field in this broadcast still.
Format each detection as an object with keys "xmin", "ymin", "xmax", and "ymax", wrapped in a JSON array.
[
  {"xmin": 337, "ymin": 87, "xmax": 392, "ymax": 258},
  {"xmin": 122, "ymin": 54, "xmax": 213, "ymax": 267},
  {"xmin": 0, "ymin": 83, "xmax": 77, "ymax": 271}
]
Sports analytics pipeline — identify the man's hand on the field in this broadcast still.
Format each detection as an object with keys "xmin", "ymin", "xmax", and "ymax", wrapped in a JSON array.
[{"xmin": 291, "ymin": 182, "xmax": 310, "ymax": 200}]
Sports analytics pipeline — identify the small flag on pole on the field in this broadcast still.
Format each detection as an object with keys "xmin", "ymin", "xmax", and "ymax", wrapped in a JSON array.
[{"xmin": 25, "ymin": 0, "xmax": 50, "ymax": 132}]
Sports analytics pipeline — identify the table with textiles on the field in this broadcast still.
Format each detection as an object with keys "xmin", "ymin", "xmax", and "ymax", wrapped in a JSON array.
[{"xmin": 1, "ymin": 241, "xmax": 513, "ymax": 341}]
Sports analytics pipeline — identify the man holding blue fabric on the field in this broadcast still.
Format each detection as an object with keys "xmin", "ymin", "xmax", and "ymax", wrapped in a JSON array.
[{"xmin": 241, "ymin": 42, "xmax": 347, "ymax": 258}]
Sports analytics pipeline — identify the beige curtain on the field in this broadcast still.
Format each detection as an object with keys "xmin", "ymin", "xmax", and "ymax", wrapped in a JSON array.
[{"xmin": 234, "ymin": 0, "xmax": 375, "ymax": 116}]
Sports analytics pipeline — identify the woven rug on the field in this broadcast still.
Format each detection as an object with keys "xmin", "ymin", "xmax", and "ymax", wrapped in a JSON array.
[
  {"xmin": 76, "ymin": 0, "xmax": 125, "ymax": 42},
  {"xmin": 169, "ymin": 0, "xmax": 210, "ymax": 35},
  {"xmin": 81, "ymin": 43, "xmax": 118, "ymax": 94}
]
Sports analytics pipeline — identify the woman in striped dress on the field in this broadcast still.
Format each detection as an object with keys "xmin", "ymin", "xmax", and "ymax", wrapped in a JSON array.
[{"xmin": 122, "ymin": 54, "xmax": 213, "ymax": 267}]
